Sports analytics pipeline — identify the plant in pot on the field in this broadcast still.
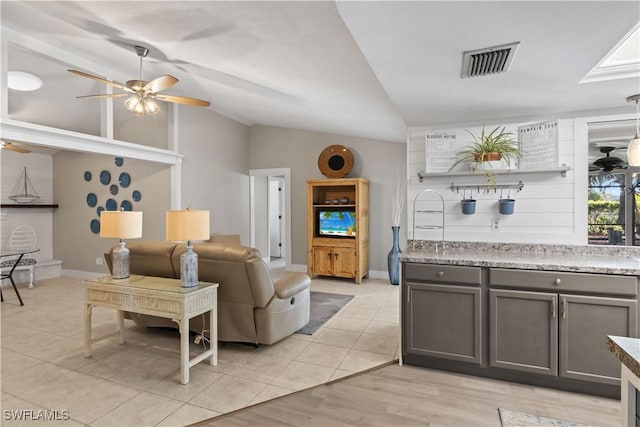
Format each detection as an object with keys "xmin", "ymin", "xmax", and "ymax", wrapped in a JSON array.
[{"xmin": 449, "ymin": 125, "xmax": 521, "ymax": 188}]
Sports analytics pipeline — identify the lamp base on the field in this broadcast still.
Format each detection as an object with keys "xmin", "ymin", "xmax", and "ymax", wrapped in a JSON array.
[
  {"xmin": 181, "ymin": 244, "xmax": 199, "ymax": 288},
  {"xmin": 112, "ymin": 241, "xmax": 130, "ymax": 279}
]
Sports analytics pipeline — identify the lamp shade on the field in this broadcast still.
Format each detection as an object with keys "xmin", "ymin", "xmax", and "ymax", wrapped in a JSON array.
[
  {"xmin": 100, "ymin": 211, "xmax": 143, "ymax": 239},
  {"xmin": 166, "ymin": 209, "xmax": 210, "ymax": 241},
  {"xmin": 628, "ymin": 135, "xmax": 640, "ymax": 167}
]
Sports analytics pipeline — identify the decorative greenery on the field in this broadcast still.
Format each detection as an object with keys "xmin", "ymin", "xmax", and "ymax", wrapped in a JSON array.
[
  {"xmin": 449, "ymin": 125, "xmax": 521, "ymax": 187},
  {"xmin": 390, "ymin": 162, "xmax": 406, "ymax": 226}
]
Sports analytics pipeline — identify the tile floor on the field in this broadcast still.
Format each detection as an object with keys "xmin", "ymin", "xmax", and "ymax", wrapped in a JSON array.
[{"xmin": 0, "ymin": 269, "xmax": 400, "ymax": 426}]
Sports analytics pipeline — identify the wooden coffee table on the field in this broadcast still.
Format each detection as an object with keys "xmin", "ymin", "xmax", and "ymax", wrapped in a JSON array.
[{"xmin": 84, "ymin": 275, "xmax": 218, "ymax": 384}]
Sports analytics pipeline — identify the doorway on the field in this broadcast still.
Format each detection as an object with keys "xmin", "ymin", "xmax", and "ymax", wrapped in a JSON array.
[{"xmin": 249, "ymin": 168, "xmax": 291, "ymax": 269}]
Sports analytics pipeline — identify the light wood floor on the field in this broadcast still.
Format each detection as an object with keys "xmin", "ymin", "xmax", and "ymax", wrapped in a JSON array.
[{"xmin": 193, "ymin": 362, "xmax": 621, "ymax": 427}]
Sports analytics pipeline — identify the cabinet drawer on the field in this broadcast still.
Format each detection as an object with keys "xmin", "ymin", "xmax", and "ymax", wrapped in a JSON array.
[
  {"xmin": 404, "ymin": 263, "xmax": 482, "ymax": 285},
  {"xmin": 490, "ymin": 268, "xmax": 637, "ymax": 297}
]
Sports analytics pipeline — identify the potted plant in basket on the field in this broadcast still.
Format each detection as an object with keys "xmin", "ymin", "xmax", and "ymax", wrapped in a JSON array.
[{"xmin": 449, "ymin": 125, "xmax": 521, "ymax": 188}]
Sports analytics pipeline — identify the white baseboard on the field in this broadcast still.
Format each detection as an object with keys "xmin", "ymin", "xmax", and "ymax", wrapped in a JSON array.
[{"xmin": 291, "ymin": 264, "xmax": 390, "ymax": 282}]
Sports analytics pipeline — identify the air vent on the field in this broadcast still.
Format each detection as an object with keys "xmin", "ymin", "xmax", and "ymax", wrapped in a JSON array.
[{"xmin": 461, "ymin": 42, "xmax": 520, "ymax": 78}]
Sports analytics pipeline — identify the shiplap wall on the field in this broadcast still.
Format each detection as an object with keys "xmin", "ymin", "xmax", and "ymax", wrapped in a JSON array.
[
  {"xmin": 407, "ymin": 119, "xmax": 582, "ymax": 244},
  {"xmin": 1, "ymin": 151, "xmax": 54, "ymax": 261}
]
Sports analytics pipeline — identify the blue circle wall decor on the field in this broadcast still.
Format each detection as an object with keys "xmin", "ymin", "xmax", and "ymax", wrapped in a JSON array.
[
  {"xmin": 132, "ymin": 190, "xmax": 142, "ymax": 202},
  {"xmin": 105, "ymin": 198, "xmax": 117, "ymax": 211},
  {"xmin": 115, "ymin": 157, "xmax": 124, "ymax": 167},
  {"xmin": 84, "ymin": 171, "xmax": 92, "ymax": 182},
  {"xmin": 119, "ymin": 172, "xmax": 131, "ymax": 188},
  {"xmin": 86, "ymin": 193, "xmax": 97, "ymax": 207},
  {"xmin": 121, "ymin": 200, "xmax": 133, "ymax": 211},
  {"xmin": 100, "ymin": 170, "xmax": 111, "ymax": 185},
  {"xmin": 90, "ymin": 219, "xmax": 100, "ymax": 234},
  {"xmin": 110, "ymin": 184, "xmax": 119, "ymax": 195},
  {"xmin": 97, "ymin": 206, "xmax": 104, "ymax": 216}
]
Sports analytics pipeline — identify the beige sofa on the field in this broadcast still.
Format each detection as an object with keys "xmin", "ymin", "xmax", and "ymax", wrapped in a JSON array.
[{"xmin": 105, "ymin": 238, "xmax": 310, "ymax": 345}]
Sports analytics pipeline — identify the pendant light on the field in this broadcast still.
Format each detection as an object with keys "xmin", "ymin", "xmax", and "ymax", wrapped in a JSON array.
[{"xmin": 627, "ymin": 94, "xmax": 640, "ymax": 167}]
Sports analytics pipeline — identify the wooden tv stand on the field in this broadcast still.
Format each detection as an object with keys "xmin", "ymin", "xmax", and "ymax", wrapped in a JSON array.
[{"xmin": 306, "ymin": 178, "xmax": 369, "ymax": 283}]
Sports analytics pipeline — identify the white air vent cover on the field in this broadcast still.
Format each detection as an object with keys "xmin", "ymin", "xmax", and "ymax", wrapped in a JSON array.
[{"xmin": 461, "ymin": 42, "xmax": 520, "ymax": 78}]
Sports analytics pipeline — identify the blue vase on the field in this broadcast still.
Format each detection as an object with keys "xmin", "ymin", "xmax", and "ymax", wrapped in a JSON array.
[{"xmin": 387, "ymin": 226, "xmax": 402, "ymax": 286}]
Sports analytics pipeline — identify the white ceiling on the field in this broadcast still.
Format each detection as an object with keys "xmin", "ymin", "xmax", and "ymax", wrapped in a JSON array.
[{"xmin": 2, "ymin": 1, "xmax": 639, "ymax": 145}]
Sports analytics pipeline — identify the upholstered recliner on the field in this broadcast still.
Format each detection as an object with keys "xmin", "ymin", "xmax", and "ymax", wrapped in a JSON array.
[{"xmin": 106, "ymin": 241, "xmax": 310, "ymax": 345}]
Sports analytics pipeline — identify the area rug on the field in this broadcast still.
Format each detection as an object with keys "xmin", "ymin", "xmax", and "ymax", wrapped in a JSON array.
[
  {"xmin": 498, "ymin": 408, "xmax": 590, "ymax": 427},
  {"xmin": 296, "ymin": 291, "xmax": 354, "ymax": 335}
]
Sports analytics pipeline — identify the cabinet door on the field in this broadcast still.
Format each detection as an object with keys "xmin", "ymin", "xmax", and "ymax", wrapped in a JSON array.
[
  {"xmin": 489, "ymin": 289, "xmax": 558, "ymax": 376},
  {"xmin": 405, "ymin": 283, "xmax": 482, "ymax": 364},
  {"xmin": 559, "ymin": 294, "xmax": 637, "ymax": 385},
  {"xmin": 312, "ymin": 247, "xmax": 333, "ymax": 276},
  {"xmin": 332, "ymin": 247, "xmax": 356, "ymax": 278}
]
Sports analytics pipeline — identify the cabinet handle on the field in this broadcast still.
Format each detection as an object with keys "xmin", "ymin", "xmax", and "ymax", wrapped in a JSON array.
[
  {"xmin": 437, "ymin": 271, "xmax": 444, "ymax": 277},
  {"xmin": 407, "ymin": 286, "xmax": 411, "ymax": 303},
  {"xmin": 335, "ymin": 253, "xmax": 339, "ymax": 258},
  {"xmin": 561, "ymin": 298, "xmax": 567, "ymax": 319},
  {"xmin": 554, "ymin": 278, "xmax": 561, "ymax": 286},
  {"xmin": 551, "ymin": 296, "xmax": 556, "ymax": 318}
]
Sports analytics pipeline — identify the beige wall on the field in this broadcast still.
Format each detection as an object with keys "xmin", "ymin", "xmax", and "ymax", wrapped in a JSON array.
[
  {"xmin": 179, "ymin": 107, "xmax": 251, "ymax": 244},
  {"xmin": 53, "ymin": 152, "xmax": 171, "ymax": 273},
  {"xmin": 248, "ymin": 125, "xmax": 405, "ymax": 271}
]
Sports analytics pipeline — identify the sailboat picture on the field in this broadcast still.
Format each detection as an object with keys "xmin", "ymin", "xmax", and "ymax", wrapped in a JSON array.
[{"xmin": 9, "ymin": 166, "xmax": 40, "ymax": 203}]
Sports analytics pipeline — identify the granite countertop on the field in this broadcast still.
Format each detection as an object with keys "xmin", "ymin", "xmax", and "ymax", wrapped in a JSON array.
[
  {"xmin": 608, "ymin": 335, "xmax": 640, "ymax": 378},
  {"xmin": 400, "ymin": 242, "xmax": 640, "ymax": 276}
]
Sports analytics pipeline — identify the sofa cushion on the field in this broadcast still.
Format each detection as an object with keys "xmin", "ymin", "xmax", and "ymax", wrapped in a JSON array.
[{"xmin": 125, "ymin": 242, "xmax": 178, "ymax": 278}]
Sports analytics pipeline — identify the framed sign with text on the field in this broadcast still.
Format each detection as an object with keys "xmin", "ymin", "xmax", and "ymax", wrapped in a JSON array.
[{"xmin": 518, "ymin": 120, "xmax": 559, "ymax": 169}]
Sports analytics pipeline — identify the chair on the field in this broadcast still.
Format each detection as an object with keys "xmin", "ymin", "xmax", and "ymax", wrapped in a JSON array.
[{"xmin": 1, "ymin": 225, "xmax": 38, "ymax": 288}]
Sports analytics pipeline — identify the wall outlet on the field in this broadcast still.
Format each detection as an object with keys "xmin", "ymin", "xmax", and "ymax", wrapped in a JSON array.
[
  {"xmin": 96, "ymin": 257, "xmax": 103, "ymax": 265},
  {"xmin": 492, "ymin": 217, "xmax": 500, "ymax": 231}
]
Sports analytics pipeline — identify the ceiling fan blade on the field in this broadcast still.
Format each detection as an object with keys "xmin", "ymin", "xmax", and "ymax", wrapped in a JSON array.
[
  {"xmin": 68, "ymin": 70, "xmax": 133, "ymax": 93},
  {"xmin": 76, "ymin": 93, "xmax": 130, "ymax": 99},
  {"xmin": 1, "ymin": 141, "xmax": 30, "ymax": 153},
  {"xmin": 155, "ymin": 94, "xmax": 210, "ymax": 107},
  {"xmin": 143, "ymin": 75, "xmax": 178, "ymax": 94}
]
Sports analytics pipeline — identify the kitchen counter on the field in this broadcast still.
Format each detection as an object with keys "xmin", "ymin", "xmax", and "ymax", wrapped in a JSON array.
[
  {"xmin": 608, "ymin": 335, "xmax": 640, "ymax": 426},
  {"xmin": 401, "ymin": 242, "xmax": 640, "ymax": 276}
]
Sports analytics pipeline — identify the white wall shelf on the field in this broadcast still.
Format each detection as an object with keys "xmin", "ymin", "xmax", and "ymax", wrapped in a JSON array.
[{"xmin": 417, "ymin": 165, "xmax": 571, "ymax": 182}]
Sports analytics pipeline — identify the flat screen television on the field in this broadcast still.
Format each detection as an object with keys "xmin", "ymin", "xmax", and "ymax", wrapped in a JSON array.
[{"xmin": 318, "ymin": 210, "xmax": 356, "ymax": 238}]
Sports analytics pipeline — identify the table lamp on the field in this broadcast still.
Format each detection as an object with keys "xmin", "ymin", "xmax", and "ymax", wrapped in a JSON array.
[
  {"xmin": 100, "ymin": 210, "xmax": 143, "ymax": 279},
  {"xmin": 166, "ymin": 208, "xmax": 210, "ymax": 287}
]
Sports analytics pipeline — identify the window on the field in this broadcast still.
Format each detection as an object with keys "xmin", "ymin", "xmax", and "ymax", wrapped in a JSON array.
[{"xmin": 588, "ymin": 172, "xmax": 640, "ymax": 245}]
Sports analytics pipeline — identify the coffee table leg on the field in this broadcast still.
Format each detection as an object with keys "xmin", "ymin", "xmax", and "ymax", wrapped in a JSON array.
[
  {"xmin": 84, "ymin": 304, "xmax": 92, "ymax": 357},
  {"xmin": 117, "ymin": 310, "xmax": 125, "ymax": 344},
  {"xmin": 180, "ymin": 316, "xmax": 189, "ymax": 384}
]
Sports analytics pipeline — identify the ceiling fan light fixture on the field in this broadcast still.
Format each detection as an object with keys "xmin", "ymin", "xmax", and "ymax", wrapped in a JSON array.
[
  {"xmin": 125, "ymin": 95, "xmax": 159, "ymax": 116},
  {"xmin": 628, "ymin": 94, "xmax": 640, "ymax": 167}
]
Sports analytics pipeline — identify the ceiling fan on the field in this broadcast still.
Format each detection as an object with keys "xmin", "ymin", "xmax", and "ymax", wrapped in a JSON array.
[
  {"xmin": 68, "ymin": 45, "xmax": 210, "ymax": 115},
  {"xmin": 592, "ymin": 146, "xmax": 626, "ymax": 172},
  {"xmin": 1, "ymin": 139, "xmax": 31, "ymax": 154}
]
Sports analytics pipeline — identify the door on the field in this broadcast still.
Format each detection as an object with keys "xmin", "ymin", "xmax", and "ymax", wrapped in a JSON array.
[
  {"xmin": 312, "ymin": 246, "xmax": 333, "ymax": 276},
  {"xmin": 332, "ymin": 247, "xmax": 356, "ymax": 278},
  {"xmin": 559, "ymin": 294, "xmax": 637, "ymax": 384},
  {"xmin": 268, "ymin": 178, "xmax": 283, "ymax": 258},
  {"xmin": 490, "ymin": 289, "xmax": 558, "ymax": 375},
  {"xmin": 406, "ymin": 283, "xmax": 482, "ymax": 363}
]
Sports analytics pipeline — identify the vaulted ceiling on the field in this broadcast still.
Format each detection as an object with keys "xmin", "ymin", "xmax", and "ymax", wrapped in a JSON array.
[{"xmin": 2, "ymin": 1, "xmax": 639, "ymax": 144}]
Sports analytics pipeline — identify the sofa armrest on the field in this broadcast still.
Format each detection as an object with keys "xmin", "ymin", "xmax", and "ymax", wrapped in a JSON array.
[{"xmin": 273, "ymin": 273, "xmax": 310, "ymax": 299}]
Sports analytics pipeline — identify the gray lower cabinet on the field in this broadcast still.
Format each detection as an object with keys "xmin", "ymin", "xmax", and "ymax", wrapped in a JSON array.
[
  {"xmin": 489, "ymin": 289, "xmax": 558, "ymax": 375},
  {"xmin": 560, "ymin": 294, "xmax": 637, "ymax": 384},
  {"xmin": 405, "ymin": 282, "xmax": 482, "ymax": 364},
  {"xmin": 490, "ymin": 289, "xmax": 637, "ymax": 385}
]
